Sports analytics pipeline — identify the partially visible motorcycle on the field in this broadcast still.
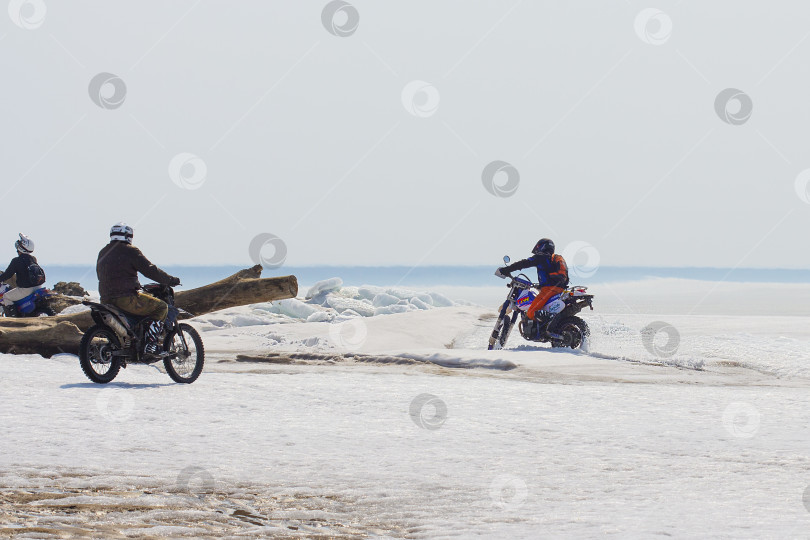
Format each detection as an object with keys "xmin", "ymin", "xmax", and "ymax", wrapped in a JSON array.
[
  {"xmin": 0, "ymin": 283, "xmax": 55, "ymax": 317},
  {"xmin": 488, "ymin": 256, "xmax": 594, "ymax": 351},
  {"xmin": 79, "ymin": 283, "xmax": 204, "ymax": 384}
]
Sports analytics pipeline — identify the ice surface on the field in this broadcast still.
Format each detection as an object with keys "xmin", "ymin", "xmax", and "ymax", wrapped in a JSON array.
[
  {"xmin": 4, "ymin": 349, "xmax": 810, "ymax": 538},
  {"xmin": 3, "ymin": 277, "xmax": 810, "ymax": 537}
]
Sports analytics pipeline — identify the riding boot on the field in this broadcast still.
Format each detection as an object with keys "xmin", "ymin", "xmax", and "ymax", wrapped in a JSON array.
[
  {"xmin": 524, "ymin": 319, "xmax": 535, "ymax": 339},
  {"xmin": 533, "ymin": 311, "xmax": 553, "ymax": 338},
  {"xmin": 544, "ymin": 312, "xmax": 565, "ymax": 335},
  {"xmin": 144, "ymin": 320, "xmax": 165, "ymax": 355}
]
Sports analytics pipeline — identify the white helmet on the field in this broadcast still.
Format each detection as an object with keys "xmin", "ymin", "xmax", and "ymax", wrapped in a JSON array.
[
  {"xmin": 110, "ymin": 222, "xmax": 134, "ymax": 244},
  {"xmin": 15, "ymin": 233, "xmax": 34, "ymax": 254}
]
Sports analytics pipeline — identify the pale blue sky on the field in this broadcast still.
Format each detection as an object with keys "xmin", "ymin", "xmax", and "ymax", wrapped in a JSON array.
[{"xmin": 1, "ymin": 1, "xmax": 808, "ymax": 268}]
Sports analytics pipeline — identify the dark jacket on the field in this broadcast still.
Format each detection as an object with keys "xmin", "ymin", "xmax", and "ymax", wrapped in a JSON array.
[
  {"xmin": 503, "ymin": 253, "xmax": 569, "ymax": 288},
  {"xmin": 0, "ymin": 253, "xmax": 38, "ymax": 288},
  {"xmin": 97, "ymin": 241, "xmax": 176, "ymax": 302}
]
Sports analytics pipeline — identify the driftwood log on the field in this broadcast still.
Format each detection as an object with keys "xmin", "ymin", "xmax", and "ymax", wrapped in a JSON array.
[{"xmin": 0, "ymin": 266, "xmax": 298, "ymax": 357}]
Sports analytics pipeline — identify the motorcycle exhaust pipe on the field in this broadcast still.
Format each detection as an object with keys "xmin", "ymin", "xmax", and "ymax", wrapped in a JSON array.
[{"xmin": 103, "ymin": 314, "xmax": 129, "ymax": 340}]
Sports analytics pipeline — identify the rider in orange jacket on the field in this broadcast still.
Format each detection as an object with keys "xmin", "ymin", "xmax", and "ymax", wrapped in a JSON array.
[{"xmin": 497, "ymin": 238, "xmax": 569, "ymax": 320}]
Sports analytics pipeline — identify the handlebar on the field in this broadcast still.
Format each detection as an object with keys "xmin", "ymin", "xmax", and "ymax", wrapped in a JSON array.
[
  {"xmin": 142, "ymin": 282, "xmax": 181, "ymax": 291},
  {"xmin": 495, "ymin": 269, "xmax": 539, "ymax": 288}
]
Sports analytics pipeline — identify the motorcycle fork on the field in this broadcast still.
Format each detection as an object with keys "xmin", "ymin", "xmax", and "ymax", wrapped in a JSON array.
[
  {"xmin": 176, "ymin": 331, "xmax": 189, "ymax": 353},
  {"xmin": 166, "ymin": 319, "xmax": 189, "ymax": 353},
  {"xmin": 505, "ymin": 310, "xmax": 518, "ymax": 342}
]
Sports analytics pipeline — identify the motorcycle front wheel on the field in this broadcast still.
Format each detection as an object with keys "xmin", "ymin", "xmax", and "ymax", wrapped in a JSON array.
[
  {"xmin": 163, "ymin": 323, "xmax": 205, "ymax": 384},
  {"xmin": 79, "ymin": 325, "xmax": 122, "ymax": 383}
]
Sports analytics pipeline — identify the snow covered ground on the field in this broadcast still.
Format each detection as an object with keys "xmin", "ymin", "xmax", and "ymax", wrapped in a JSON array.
[{"xmin": 2, "ymin": 278, "xmax": 810, "ymax": 538}]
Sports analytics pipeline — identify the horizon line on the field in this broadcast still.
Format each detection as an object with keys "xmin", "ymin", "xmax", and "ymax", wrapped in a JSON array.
[{"xmin": 40, "ymin": 263, "xmax": 810, "ymax": 272}]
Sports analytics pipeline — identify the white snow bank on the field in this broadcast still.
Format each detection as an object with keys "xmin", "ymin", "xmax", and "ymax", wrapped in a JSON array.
[
  {"xmin": 222, "ymin": 277, "xmax": 462, "ymax": 328},
  {"xmin": 261, "ymin": 298, "xmax": 320, "ymax": 319},
  {"xmin": 427, "ymin": 292, "xmax": 454, "ymax": 307},
  {"xmin": 191, "ymin": 276, "xmax": 458, "ymax": 332},
  {"xmin": 410, "ymin": 297, "xmax": 431, "ymax": 310},
  {"xmin": 305, "ymin": 277, "xmax": 343, "ymax": 299},
  {"xmin": 59, "ymin": 303, "xmax": 90, "ymax": 315},
  {"xmin": 374, "ymin": 304, "xmax": 416, "ymax": 316},
  {"xmin": 372, "ymin": 292, "xmax": 399, "ymax": 307},
  {"xmin": 325, "ymin": 296, "xmax": 375, "ymax": 317},
  {"xmin": 306, "ymin": 311, "xmax": 333, "ymax": 323}
]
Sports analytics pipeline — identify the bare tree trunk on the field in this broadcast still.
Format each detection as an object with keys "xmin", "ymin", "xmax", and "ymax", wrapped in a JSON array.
[
  {"xmin": 0, "ymin": 266, "xmax": 297, "ymax": 357},
  {"xmin": 174, "ymin": 265, "xmax": 297, "ymax": 317},
  {"xmin": 0, "ymin": 318, "xmax": 86, "ymax": 358}
]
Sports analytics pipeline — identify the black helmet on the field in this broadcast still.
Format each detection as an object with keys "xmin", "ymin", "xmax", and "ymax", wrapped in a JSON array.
[{"xmin": 532, "ymin": 238, "xmax": 555, "ymax": 256}]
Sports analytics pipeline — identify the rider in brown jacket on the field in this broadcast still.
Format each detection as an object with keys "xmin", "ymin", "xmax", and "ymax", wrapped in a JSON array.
[{"xmin": 97, "ymin": 223, "xmax": 180, "ymax": 355}]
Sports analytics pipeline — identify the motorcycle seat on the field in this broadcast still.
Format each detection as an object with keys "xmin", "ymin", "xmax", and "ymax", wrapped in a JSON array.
[{"xmin": 82, "ymin": 301, "xmax": 147, "ymax": 328}]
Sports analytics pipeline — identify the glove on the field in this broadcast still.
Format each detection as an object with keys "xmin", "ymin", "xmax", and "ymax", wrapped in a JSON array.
[
  {"xmin": 495, "ymin": 268, "xmax": 510, "ymax": 279},
  {"xmin": 168, "ymin": 276, "xmax": 181, "ymax": 287}
]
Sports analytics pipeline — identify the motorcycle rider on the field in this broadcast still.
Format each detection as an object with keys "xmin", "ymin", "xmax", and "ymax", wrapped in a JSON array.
[
  {"xmin": 0, "ymin": 233, "xmax": 43, "ymax": 308},
  {"xmin": 97, "ymin": 223, "xmax": 180, "ymax": 355},
  {"xmin": 496, "ymin": 238, "xmax": 569, "ymax": 335}
]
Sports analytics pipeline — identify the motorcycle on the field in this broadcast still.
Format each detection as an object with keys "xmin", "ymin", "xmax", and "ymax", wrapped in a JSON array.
[
  {"xmin": 79, "ymin": 283, "xmax": 204, "ymax": 384},
  {"xmin": 488, "ymin": 256, "xmax": 594, "ymax": 351},
  {"xmin": 0, "ymin": 283, "xmax": 55, "ymax": 317}
]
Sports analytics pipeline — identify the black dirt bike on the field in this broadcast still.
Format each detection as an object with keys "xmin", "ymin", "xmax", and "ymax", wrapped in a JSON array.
[
  {"xmin": 488, "ymin": 256, "xmax": 594, "ymax": 351},
  {"xmin": 79, "ymin": 283, "xmax": 204, "ymax": 384}
]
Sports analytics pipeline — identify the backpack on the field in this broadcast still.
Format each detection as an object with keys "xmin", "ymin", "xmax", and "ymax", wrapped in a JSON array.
[{"xmin": 26, "ymin": 260, "xmax": 46, "ymax": 287}]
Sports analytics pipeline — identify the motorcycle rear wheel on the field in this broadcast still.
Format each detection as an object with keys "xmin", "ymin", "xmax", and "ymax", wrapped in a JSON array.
[
  {"xmin": 32, "ymin": 302, "xmax": 55, "ymax": 317},
  {"xmin": 79, "ymin": 325, "xmax": 122, "ymax": 384},
  {"xmin": 163, "ymin": 323, "xmax": 205, "ymax": 384},
  {"xmin": 550, "ymin": 316, "xmax": 589, "ymax": 349}
]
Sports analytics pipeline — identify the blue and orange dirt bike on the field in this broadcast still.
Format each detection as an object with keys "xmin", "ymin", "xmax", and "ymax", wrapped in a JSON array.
[
  {"xmin": 488, "ymin": 256, "xmax": 594, "ymax": 351},
  {"xmin": 0, "ymin": 283, "xmax": 55, "ymax": 317}
]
